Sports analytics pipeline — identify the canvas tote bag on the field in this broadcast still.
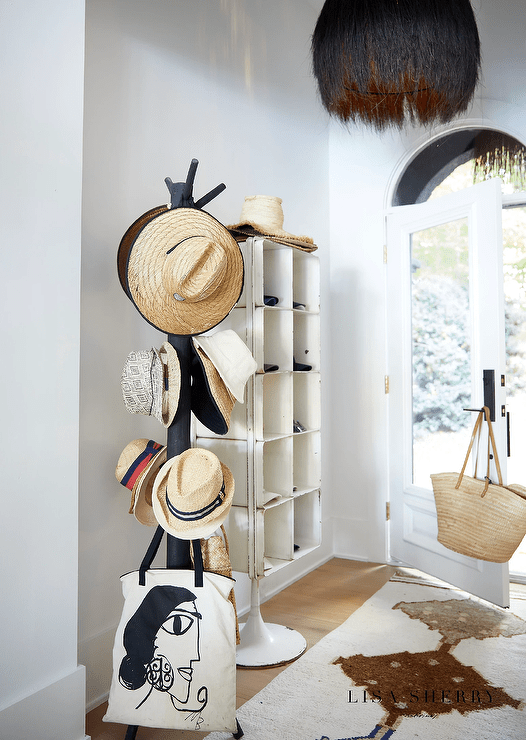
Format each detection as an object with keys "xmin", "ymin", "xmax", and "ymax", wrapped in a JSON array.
[
  {"xmin": 103, "ymin": 525, "xmax": 237, "ymax": 732},
  {"xmin": 431, "ymin": 406, "xmax": 526, "ymax": 562}
]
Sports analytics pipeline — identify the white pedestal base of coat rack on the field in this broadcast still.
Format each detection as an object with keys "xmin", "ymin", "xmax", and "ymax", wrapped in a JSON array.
[{"xmin": 235, "ymin": 579, "xmax": 307, "ymax": 667}]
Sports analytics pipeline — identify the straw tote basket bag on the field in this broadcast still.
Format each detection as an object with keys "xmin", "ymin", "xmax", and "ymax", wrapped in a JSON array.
[
  {"xmin": 192, "ymin": 525, "xmax": 240, "ymax": 644},
  {"xmin": 431, "ymin": 406, "xmax": 526, "ymax": 563},
  {"xmin": 103, "ymin": 526, "xmax": 237, "ymax": 732}
]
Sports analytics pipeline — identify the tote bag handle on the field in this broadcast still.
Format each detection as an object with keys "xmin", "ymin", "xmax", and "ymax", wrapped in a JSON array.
[
  {"xmin": 139, "ymin": 525, "xmax": 204, "ymax": 588},
  {"xmin": 456, "ymin": 406, "xmax": 503, "ymax": 494}
]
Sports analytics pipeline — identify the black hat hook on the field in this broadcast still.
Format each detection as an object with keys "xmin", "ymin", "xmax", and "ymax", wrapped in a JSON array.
[{"xmin": 165, "ymin": 158, "xmax": 226, "ymax": 210}]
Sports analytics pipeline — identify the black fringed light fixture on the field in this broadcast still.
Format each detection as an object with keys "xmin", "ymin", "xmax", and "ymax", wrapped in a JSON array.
[{"xmin": 311, "ymin": 0, "xmax": 481, "ymax": 130}]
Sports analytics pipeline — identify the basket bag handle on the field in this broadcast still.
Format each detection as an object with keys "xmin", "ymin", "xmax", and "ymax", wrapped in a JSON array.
[
  {"xmin": 456, "ymin": 406, "xmax": 502, "ymax": 496},
  {"xmin": 139, "ymin": 525, "xmax": 203, "ymax": 588}
]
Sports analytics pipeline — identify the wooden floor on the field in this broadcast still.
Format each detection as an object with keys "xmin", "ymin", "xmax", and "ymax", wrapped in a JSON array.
[{"xmin": 86, "ymin": 558, "xmax": 396, "ymax": 740}]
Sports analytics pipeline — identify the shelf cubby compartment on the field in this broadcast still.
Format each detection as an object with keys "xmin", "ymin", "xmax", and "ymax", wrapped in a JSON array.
[
  {"xmin": 293, "ymin": 249, "xmax": 320, "ymax": 313},
  {"xmin": 253, "ymin": 239, "xmax": 293, "ymax": 309},
  {"xmin": 293, "ymin": 311, "xmax": 320, "ymax": 372},
  {"xmin": 254, "ymin": 371, "xmax": 293, "ymax": 440},
  {"xmin": 263, "ymin": 496, "xmax": 294, "ymax": 567},
  {"xmin": 292, "ymin": 430, "xmax": 321, "ymax": 496},
  {"xmin": 293, "ymin": 489, "xmax": 321, "ymax": 558},
  {"xmin": 253, "ymin": 306, "xmax": 294, "ymax": 373},
  {"xmin": 211, "ymin": 305, "xmax": 249, "ymax": 343},
  {"xmin": 195, "ymin": 437, "xmax": 248, "ymax": 507},
  {"xmin": 293, "ymin": 371, "xmax": 321, "ymax": 433},
  {"xmin": 223, "ymin": 505, "xmax": 264, "ymax": 574},
  {"xmin": 255, "ymin": 436, "xmax": 293, "ymax": 507}
]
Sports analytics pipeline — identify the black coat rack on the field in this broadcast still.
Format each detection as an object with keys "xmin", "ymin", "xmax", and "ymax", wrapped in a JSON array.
[{"xmin": 123, "ymin": 160, "xmax": 242, "ymax": 740}]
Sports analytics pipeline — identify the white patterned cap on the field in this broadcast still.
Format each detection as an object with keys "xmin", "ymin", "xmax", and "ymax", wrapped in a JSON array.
[{"xmin": 121, "ymin": 342, "xmax": 180, "ymax": 427}]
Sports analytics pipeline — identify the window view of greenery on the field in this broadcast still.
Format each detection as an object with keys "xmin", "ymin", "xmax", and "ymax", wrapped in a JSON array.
[
  {"xmin": 411, "ymin": 162, "xmax": 526, "ymax": 493},
  {"xmin": 412, "ymin": 217, "xmax": 470, "ymax": 441}
]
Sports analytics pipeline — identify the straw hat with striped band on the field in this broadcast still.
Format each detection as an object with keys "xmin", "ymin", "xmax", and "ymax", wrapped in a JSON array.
[
  {"xmin": 152, "ymin": 447, "xmax": 234, "ymax": 540},
  {"xmin": 115, "ymin": 439, "xmax": 167, "ymax": 527},
  {"xmin": 120, "ymin": 341, "xmax": 181, "ymax": 428},
  {"xmin": 228, "ymin": 195, "xmax": 317, "ymax": 252},
  {"xmin": 122, "ymin": 207, "xmax": 244, "ymax": 335}
]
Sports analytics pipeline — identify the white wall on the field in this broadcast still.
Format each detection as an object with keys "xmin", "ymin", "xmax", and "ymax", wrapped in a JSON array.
[
  {"xmin": 0, "ymin": 1, "xmax": 87, "ymax": 739},
  {"xmin": 4, "ymin": 0, "xmax": 522, "ymax": 729},
  {"xmin": 327, "ymin": 0, "xmax": 526, "ymax": 564},
  {"xmin": 79, "ymin": 0, "xmax": 330, "ymax": 710}
]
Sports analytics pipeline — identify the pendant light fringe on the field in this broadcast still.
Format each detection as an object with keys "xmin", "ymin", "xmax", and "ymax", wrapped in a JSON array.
[
  {"xmin": 473, "ymin": 131, "xmax": 526, "ymax": 191},
  {"xmin": 312, "ymin": 0, "xmax": 481, "ymax": 130}
]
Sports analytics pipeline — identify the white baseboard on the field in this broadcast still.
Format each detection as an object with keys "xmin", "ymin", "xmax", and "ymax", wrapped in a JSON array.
[
  {"xmin": 79, "ymin": 626, "xmax": 116, "ymax": 713},
  {"xmin": 0, "ymin": 665, "xmax": 87, "ymax": 740},
  {"xmin": 331, "ymin": 515, "xmax": 387, "ymax": 563},
  {"xmin": 331, "ymin": 551, "xmax": 371, "ymax": 562}
]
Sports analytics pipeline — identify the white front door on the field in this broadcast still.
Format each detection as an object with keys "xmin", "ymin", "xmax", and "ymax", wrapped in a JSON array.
[{"xmin": 386, "ymin": 179, "xmax": 509, "ymax": 607}]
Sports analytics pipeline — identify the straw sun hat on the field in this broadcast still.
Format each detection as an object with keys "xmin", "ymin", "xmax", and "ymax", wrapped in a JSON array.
[
  {"xmin": 153, "ymin": 447, "xmax": 234, "ymax": 540},
  {"xmin": 119, "ymin": 207, "xmax": 244, "ymax": 336},
  {"xmin": 115, "ymin": 439, "xmax": 167, "ymax": 527},
  {"xmin": 191, "ymin": 329, "xmax": 257, "ymax": 435},
  {"xmin": 193, "ymin": 329, "xmax": 257, "ymax": 403},
  {"xmin": 117, "ymin": 205, "xmax": 168, "ymax": 295},
  {"xmin": 228, "ymin": 195, "xmax": 317, "ymax": 252},
  {"xmin": 120, "ymin": 341, "xmax": 181, "ymax": 428},
  {"xmin": 191, "ymin": 342, "xmax": 236, "ymax": 436}
]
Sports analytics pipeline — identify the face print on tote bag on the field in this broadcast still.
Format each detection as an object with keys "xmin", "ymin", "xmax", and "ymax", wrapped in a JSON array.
[{"xmin": 119, "ymin": 584, "xmax": 207, "ymax": 716}]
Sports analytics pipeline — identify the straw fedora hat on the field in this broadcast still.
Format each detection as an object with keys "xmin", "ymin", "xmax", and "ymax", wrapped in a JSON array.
[
  {"xmin": 121, "ymin": 341, "xmax": 181, "ymax": 428},
  {"xmin": 121, "ymin": 207, "xmax": 244, "ymax": 335},
  {"xmin": 228, "ymin": 195, "xmax": 317, "ymax": 252},
  {"xmin": 192, "ymin": 329, "xmax": 257, "ymax": 403},
  {"xmin": 115, "ymin": 439, "xmax": 167, "ymax": 527},
  {"xmin": 191, "ymin": 341, "xmax": 236, "ymax": 435},
  {"xmin": 152, "ymin": 448, "xmax": 234, "ymax": 540}
]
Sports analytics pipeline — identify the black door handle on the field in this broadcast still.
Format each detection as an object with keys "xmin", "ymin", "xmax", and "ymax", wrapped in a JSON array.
[{"xmin": 483, "ymin": 369, "xmax": 495, "ymax": 422}]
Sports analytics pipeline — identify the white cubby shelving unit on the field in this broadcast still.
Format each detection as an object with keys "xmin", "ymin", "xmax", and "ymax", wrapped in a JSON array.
[{"xmin": 194, "ymin": 237, "xmax": 321, "ymax": 666}]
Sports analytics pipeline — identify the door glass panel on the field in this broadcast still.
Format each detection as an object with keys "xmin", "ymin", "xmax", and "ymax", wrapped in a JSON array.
[
  {"xmin": 411, "ymin": 217, "xmax": 472, "ymax": 488},
  {"xmin": 503, "ymin": 205, "xmax": 526, "ymax": 575}
]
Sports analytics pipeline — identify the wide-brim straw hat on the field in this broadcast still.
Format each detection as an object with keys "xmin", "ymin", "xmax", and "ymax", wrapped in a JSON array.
[
  {"xmin": 228, "ymin": 195, "xmax": 317, "ymax": 252},
  {"xmin": 121, "ymin": 206, "xmax": 244, "ymax": 335},
  {"xmin": 152, "ymin": 447, "xmax": 234, "ymax": 540},
  {"xmin": 120, "ymin": 341, "xmax": 180, "ymax": 428},
  {"xmin": 192, "ymin": 329, "xmax": 257, "ymax": 403},
  {"xmin": 115, "ymin": 439, "xmax": 167, "ymax": 527},
  {"xmin": 191, "ymin": 342, "xmax": 236, "ymax": 435},
  {"xmin": 117, "ymin": 205, "xmax": 168, "ymax": 295}
]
